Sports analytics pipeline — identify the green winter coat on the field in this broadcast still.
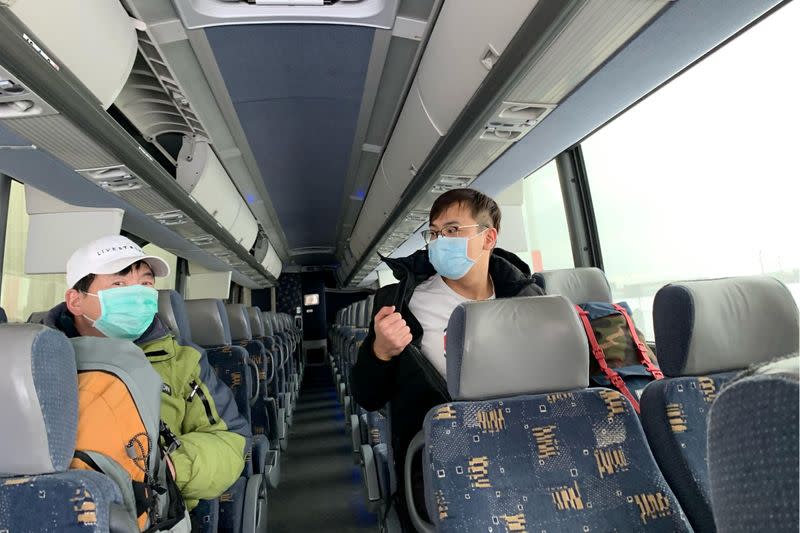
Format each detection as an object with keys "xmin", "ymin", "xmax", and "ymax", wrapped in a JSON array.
[{"xmin": 46, "ymin": 303, "xmax": 250, "ymax": 510}]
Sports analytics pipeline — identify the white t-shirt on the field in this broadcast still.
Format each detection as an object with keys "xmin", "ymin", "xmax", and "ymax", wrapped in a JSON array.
[{"xmin": 407, "ymin": 274, "xmax": 495, "ymax": 377}]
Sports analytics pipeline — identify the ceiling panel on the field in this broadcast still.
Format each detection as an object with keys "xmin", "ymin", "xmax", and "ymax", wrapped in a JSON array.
[{"xmin": 206, "ymin": 24, "xmax": 374, "ymax": 251}]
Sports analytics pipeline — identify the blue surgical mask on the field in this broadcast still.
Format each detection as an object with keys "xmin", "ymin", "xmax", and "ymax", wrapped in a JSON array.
[
  {"xmin": 427, "ymin": 230, "xmax": 487, "ymax": 280},
  {"xmin": 84, "ymin": 285, "xmax": 158, "ymax": 340}
]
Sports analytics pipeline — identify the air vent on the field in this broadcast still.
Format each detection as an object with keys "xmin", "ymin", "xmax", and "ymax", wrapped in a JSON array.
[
  {"xmin": 479, "ymin": 101, "xmax": 556, "ymax": 143},
  {"xmin": 0, "ymin": 66, "xmax": 57, "ymax": 119},
  {"xmin": 189, "ymin": 235, "xmax": 216, "ymax": 246},
  {"xmin": 431, "ymin": 174, "xmax": 472, "ymax": 193},
  {"xmin": 79, "ymin": 165, "xmax": 149, "ymax": 192},
  {"xmin": 151, "ymin": 210, "xmax": 188, "ymax": 226},
  {"xmin": 0, "ymin": 78, "xmax": 27, "ymax": 97}
]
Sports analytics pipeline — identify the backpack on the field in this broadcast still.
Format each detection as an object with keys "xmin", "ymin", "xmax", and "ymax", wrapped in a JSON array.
[
  {"xmin": 68, "ymin": 336, "xmax": 190, "ymax": 532},
  {"xmin": 575, "ymin": 302, "xmax": 663, "ymax": 412}
]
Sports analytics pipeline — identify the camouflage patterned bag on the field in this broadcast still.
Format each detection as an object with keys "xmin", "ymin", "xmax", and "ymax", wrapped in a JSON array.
[{"xmin": 575, "ymin": 302, "xmax": 663, "ymax": 412}]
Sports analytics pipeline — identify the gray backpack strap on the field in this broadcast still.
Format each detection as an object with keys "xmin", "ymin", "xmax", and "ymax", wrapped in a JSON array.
[
  {"xmin": 71, "ymin": 337, "xmax": 164, "ymax": 473},
  {"xmin": 77, "ymin": 450, "xmax": 140, "ymax": 528}
]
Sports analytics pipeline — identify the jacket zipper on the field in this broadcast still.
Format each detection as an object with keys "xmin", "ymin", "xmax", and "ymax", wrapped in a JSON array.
[{"xmin": 187, "ymin": 380, "xmax": 216, "ymax": 426}]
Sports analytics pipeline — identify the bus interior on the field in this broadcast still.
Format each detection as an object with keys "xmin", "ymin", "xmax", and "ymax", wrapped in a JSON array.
[{"xmin": 0, "ymin": 0, "xmax": 797, "ymax": 532}]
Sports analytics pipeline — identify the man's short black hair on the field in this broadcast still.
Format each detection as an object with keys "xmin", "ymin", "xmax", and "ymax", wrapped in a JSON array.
[
  {"xmin": 72, "ymin": 260, "xmax": 151, "ymax": 292},
  {"xmin": 429, "ymin": 188, "xmax": 501, "ymax": 232}
]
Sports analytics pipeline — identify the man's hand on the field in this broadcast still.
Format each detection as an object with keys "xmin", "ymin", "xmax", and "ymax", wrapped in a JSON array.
[{"xmin": 372, "ymin": 306, "xmax": 412, "ymax": 362}]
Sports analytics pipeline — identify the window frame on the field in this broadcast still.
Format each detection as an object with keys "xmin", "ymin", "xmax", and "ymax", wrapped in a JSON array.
[
  {"xmin": 555, "ymin": 146, "xmax": 604, "ymax": 270},
  {"xmin": 0, "ymin": 173, "xmax": 11, "ymax": 296}
]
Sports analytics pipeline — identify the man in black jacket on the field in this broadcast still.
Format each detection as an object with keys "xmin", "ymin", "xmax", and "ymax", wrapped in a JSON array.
[{"xmin": 351, "ymin": 188, "xmax": 542, "ymax": 529}]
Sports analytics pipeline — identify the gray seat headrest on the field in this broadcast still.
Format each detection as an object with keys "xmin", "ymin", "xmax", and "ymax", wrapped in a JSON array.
[
  {"xmin": 446, "ymin": 296, "xmax": 589, "ymax": 400},
  {"xmin": 225, "ymin": 304, "xmax": 252, "ymax": 342},
  {"xmin": 533, "ymin": 268, "xmax": 613, "ymax": 303},
  {"xmin": 357, "ymin": 300, "xmax": 367, "ymax": 328},
  {"xmin": 261, "ymin": 312, "xmax": 274, "ymax": 337},
  {"xmin": 654, "ymin": 276, "xmax": 799, "ymax": 376},
  {"xmin": 0, "ymin": 324, "xmax": 78, "ymax": 476},
  {"xmin": 26, "ymin": 311, "xmax": 48, "ymax": 325},
  {"xmin": 247, "ymin": 307, "xmax": 265, "ymax": 337},
  {"xmin": 158, "ymin": 290, "xmax": 192, "ymax": 341},
  {"xmin": 185, "ymin": 299, "xmax": 232, "ymax": 347}
]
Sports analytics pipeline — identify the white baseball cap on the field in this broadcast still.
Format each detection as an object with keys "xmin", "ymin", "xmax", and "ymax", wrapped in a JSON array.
[{"xmin": 66, "ymin": 235, "xmax": 171, "ymax": 288}]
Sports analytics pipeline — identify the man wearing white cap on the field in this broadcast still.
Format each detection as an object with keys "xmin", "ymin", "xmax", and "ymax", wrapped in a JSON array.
[{"xmin": 45, "ymin": 234, "xmax": 250, "ymax": 510}]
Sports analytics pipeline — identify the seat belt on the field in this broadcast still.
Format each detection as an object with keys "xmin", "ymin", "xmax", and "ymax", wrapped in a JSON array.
[{"xmin": 576, "ymin": 305, "xmax": 663, "ymax": 413}]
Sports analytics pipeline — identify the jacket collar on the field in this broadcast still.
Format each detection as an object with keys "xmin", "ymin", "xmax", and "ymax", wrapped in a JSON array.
[
  {"xmin": 381, "ymin": 247, "xmax": 537, "ymax": 301},
  {"xmin": 45, "ymin": 301, "xmax": 171, "ymax": 345}
]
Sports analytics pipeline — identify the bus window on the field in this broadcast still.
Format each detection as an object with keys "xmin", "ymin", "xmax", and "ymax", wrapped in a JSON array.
[
  {"xmin": 581, "ymin": 2, "xmax": 800, "ymax": 339},
  {"xmin": 499, "ymin": 160, "xmax": 574, "ymax": 273},
  {"xmin": 1, "ymin": 180, "xmax": 67, "ymax": 322},
  {"xmin": 142, "ymin": 243, "xmax": 178, "ymax": 291}
]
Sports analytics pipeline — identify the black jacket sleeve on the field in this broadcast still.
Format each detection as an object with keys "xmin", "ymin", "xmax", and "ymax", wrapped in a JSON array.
[
  {"xmin": 351, "ymin": 285, "xmax": 402, "ymax": 412},
  {"xmin": 351, "ymin": 316, "xmax": 398, "ymax": 412}
]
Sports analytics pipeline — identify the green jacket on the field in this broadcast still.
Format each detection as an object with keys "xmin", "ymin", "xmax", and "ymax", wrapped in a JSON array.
[{"xmin": 46, "ymin": 303, "xmax": 250, "ymax": 510}]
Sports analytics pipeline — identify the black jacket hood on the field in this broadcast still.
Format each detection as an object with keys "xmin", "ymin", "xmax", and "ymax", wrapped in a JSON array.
[{"xmin": 380, "ymin": 246, "xmax": 538, "ymax": 300}]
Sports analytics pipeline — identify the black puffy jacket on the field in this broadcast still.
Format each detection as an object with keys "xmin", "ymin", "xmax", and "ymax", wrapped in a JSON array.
[{"xmin": 351, "ymin": 247, "xmax": 542, "ymax": 483}]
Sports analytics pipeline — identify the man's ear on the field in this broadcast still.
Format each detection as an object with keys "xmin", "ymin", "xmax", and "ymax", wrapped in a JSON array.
[
  {"xmin": 484, "ymin": 227, "xmax": 498, "ymax": 250},
  {"xmin": 65, "ymin": 288, "xmax": 84, "ymax": 316}
]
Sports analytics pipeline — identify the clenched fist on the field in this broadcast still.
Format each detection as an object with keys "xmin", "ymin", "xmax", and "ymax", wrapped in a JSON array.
[{"xmin": 372, "ymin": 306, "xmax": 412, "ymax": 361}]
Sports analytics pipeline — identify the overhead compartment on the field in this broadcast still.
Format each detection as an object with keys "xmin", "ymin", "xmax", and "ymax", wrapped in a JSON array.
[
  {"xmin": 176, "ymin": 136, "xmax": 258, "ymax": 250},
  {"xmin": 380, "ymin": 81, "xmax": 442, "ymax": 194},
  {"xmin": 8, "ymin": 0, "xmax": 138, "ymax": 109},
  {"xmin": 260, "ymin": 244, "xmax": 283, "ymax": 280},
  {"xmin": 415, "ymin": 0, "xmax": 539, "ymax": 134},
  {"xmin": 349, "ymin": 161, "xmax": 396, "ymax": 258}
]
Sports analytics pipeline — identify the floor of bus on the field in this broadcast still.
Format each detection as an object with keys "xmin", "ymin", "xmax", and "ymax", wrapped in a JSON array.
[{"xmin": 268, "ymin": 364, "xmax": 378, "ymax": 532}]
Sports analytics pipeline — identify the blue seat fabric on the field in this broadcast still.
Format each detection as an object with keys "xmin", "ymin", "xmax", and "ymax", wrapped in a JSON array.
[
  {"xmin": 640, "ymin": 372, "xmax": 737, "ymax": 531},
  {"xmin": 0, "ymin": 470, "xmax": 123, "ymax": 533},
  {"xmin": 423, "ymin": 389, "xmax": 690, "ymax": 532}
]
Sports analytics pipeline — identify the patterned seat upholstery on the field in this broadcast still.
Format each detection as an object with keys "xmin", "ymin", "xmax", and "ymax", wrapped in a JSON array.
[
  {"xmin": 641, "ymin": 276, "xmax": 799, "ymax": 532},
  {"xmin": 412, "ymin": 296, "xmax": 690, "ymax": 532},
  {"xmin": 218, "ymin": 476, "xmax": 247, "ymax": 533},
  {"xmin": 190, "ymin": 497, "xmax": 220, "ymax": 533},
  {"xmin": 708, "ymin": 355, "xmax": 799, "ymax": 533},
  {"xmin": 247, "ymin": 307, "xmax": 282, "ymax": 470},
  {"xmin": 225, "ymin": 304, "xmax": 280, "ymax": 488},
  {"xmin": 185, "ymin": 299, "xmax": 269, "ymax": 533},
  {"xmin": 0, "ymin": 324, "xmax": 127, "ymax": 532}
]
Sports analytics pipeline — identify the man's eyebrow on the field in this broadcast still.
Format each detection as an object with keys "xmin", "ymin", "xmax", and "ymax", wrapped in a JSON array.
[
  {"xmin": 432, "ymin": 220, "xmax": 461, "ymax": 228},
  {"xmin": 140, "ymin": 271, "xmax": 155, "ymax": 278}
]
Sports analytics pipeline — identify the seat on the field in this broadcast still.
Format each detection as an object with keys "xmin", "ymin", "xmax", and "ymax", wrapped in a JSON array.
[
  {"xmin": 190, "ymin": 498, "xmax": 219, "ymax": 533},
  {"xmin": 225, "ymin": 304, "xmax": 280, "ymax": 490},
  {"xmin": 157, "ymin": 289, "xmax": 193, "ymax": 343},
  {"xmin": 26, "ymin": 310, "xmax": 49, "ymax": 324},
  {"xmin": 246, "ymin": 306, "xmax": 282, "ymax": 465},
  {"xmin": 708, "ymin": 355, "xmax": 799, "ymax": 533},
  {"xmin": 268, "ymin": 312, "xmax": 294, "ymax": 429},
  {"xmin": 532, "ymin": 267, "xmax": 613, "ymax": 303},
  {"xmin": 343, "ymin": 299, "xmax": 368, "ymax": 422},
  {"xmin": 0, "ymin": 323, "xmax": 132, "ymax": 533},
  {"xmin": 640, "ymin": 276, "xmax": 799, "ymax": 532},
  {"xmin": 260, "ymin": 311, "xmax": 289, "ymax": 451},
  {"xmin": 406, "ymin": 296, "xmax": 691, "ymax": 532},
  {"xmin": 185, "ymin": 298, "xmax": 269, "ymax": 533}
]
